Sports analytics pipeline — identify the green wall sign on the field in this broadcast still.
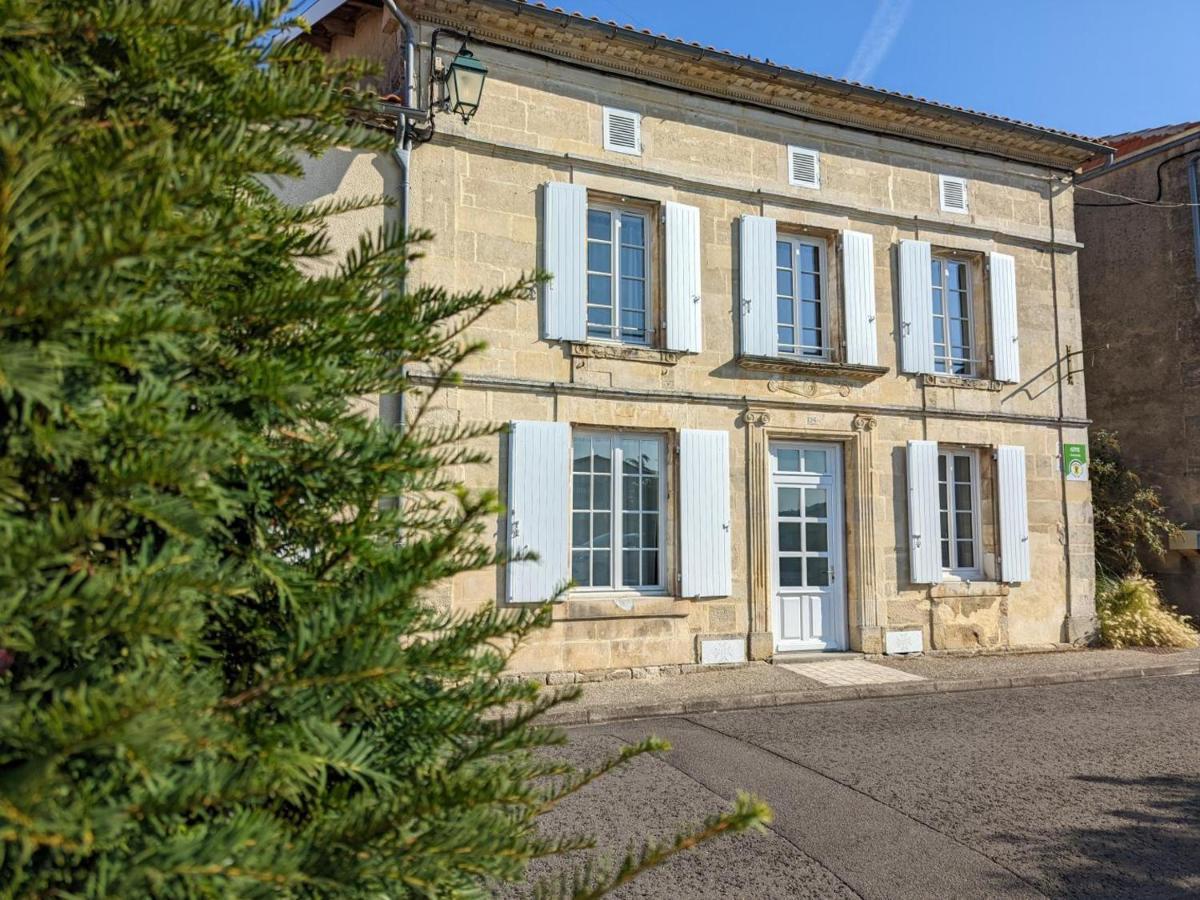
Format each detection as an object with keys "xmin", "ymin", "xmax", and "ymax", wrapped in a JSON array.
[{"xmin": 1063, "ymin": 443, "xmax": 1089, "ymax": 481}]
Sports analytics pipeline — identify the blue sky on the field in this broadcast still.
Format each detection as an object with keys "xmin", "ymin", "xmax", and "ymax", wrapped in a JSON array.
[{"xmin": 537, "ymin": 0, "xmax": 1196, "ymax": 138}]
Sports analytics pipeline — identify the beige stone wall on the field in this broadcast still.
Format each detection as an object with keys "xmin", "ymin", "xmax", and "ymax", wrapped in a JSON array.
[{"xmin": 301, "ymin": 12, "xmax": 1095, "ymax": 670}]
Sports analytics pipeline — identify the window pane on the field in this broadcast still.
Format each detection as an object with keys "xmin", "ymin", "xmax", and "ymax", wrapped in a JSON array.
[
  {"xmin": 642, "ymin": 478, "xmax": 659, "ymax": 511},
  {"xmin": 941, "ymin": 539, "xmax": 951, "ymax": 569},
  {"xmin": 574, "ymin": 436, "xmax": 592, "ymax": 470},
  {"xmin": 592, "ymin": 551, "xmax": 611, "ymax": 587},
  {"xmin": 802, "ymin": 329, "xmax": 822, "ymax": 350},
  {"xmin": 777, "ymin": 296, "xmax": 794, "ymax": 324},
  {"xmin": 776, "ymin": 241, "xmax": 791, "ymax": 267},
  {"xmin": 623, "ymin": 475, "xmax": 639, "ymax": 511},
  {"xmin": 620, "ymin": 307, "xmax": 646, "ymax": 332},
  {"xmin": 957, "ymin": 541, "xmax": 975, "ymax": 569},
  {"xmin": 573, "ymin": 474, "xmax": 590, "ymax": 509},
  {"xmin": 932, "ymin": 286, "xmax": 944, "ymax": 315},
  {"xmin": 621, "ymin": 245, "xmax": 645, "ymax": 277},
  {"xmin": 930, "ymin": 260, "xmax": 942, "ymax": 286},
  {"xmin": 950, "ymin": 262, "xmax": 968, "ymax": 290},
  {"xmin": 805, "ymin": 488, "xmax": 827, "ymax": 518},
  {"xmin": 778, "ymin": 487, "xmax": 802, "ymax": 517},
  {"xmin": 779, "ymin": 556, "xmax": 804, "ymax": 587},
  {"xmin": 800, "ymin": 273, "xmax": 821, "ymax": 302},
  {"xmin": 642, "ymin": 551, "xmax": 659, "ymax": 586},
  {"xmin": 620, "ymin": 278, "xmax": 646, "ymax": 312},
  {"xmin": 806, "ymin": 522, "xmax": 828, "ymax": 553},
  {"xmin": 593, "ymin": 513, "xmax": 611, "ymax": 548},
  {"xmin": 588, "ymin": 241, "xmax": 612, "ymax": 273},
  {"xmin": 776, "ymin": 448, "xmax": 801, "ymax": 472},
  {"xmin": 777, "ymin": 269, "xmax": 794, "ymax": 298},
  {"xmin": 572, "ymin": 512, "xmax": 590, "ymax": 547},
  {"xmin": 932, "ymin": 317, "xmax": 946, "ymax": 346},
  {"xmin": 803, "ymin": 449, "xmax": 827, "ymax": 473},
  {"xmin": 593, "ymin": 440, "xmax": 611, "ymax": 473},
  {"xmin": 801, "ymin": 300, "xmax": 821, "ymax": 329},
  {"xmin": 954, "ymin": 483, "xmax": 974, "ymax": 512},
  {"xmin": 948, "ymin": 291, "xmax": 968, "ymax": 320},
  {"xmin": 938, "ymin": 455, "xmax": 947, "ymax": 479},
  {"xmin": 593, "ymin": 475, "xmax": 611, "ymax": 508},
  {"xmin": 622, "ymin": 550, "xmax": 640, "ymax": 586},
  {"xmin": 572, "ymin": 550, "xmax": 590, "ymax": 585},
  {"xmin": 954, "ymin": 455, "xmax": 972, "ymax": 482},
  {"xmin": 587, "ymin": 209, "xmax": 611, "ymax": 240},
  {"xmin": 799, "ymin": 244, "xmax": 820, "ymax": 272},
  {"xmin": 641, "ymin": 441, "xmax": 659, "ymax": 476},
  {"xmin": 807, "ymin": 557, "xmax": 829, "ymax": 587},
  {"xmin": 778, "ymin": 325, "xmax": 796, "ymax": 348},
  {"xmin": 642, "ymin": 513, "xmax": 658, "ymax": 549},
  {"xmin": 956, "ymin": 511, "xmax": 974, "ymax": 540},
  {"xmin": 621, "ymin": 213, "xmax": 645, "ymax": 246},
  {"xmin": 778, "ymin": 522, "xmax": 803, "ymax": 551},
  {"xmin": 622, "ymin": 512, "xmax": 639, "ymax": 547}
]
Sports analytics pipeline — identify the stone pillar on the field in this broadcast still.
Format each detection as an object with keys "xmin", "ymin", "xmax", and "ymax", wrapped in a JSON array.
[
  {"xmin": 851, "ymin": 415, "xmax": 885, "ymax": 653},
  {"xmin": 744, "ymin": 409, "xmax": 774, "ymax": 660}
]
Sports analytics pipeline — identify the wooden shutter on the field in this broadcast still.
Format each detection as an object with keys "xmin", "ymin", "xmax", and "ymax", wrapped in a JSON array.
[
  {"xmin": 899, "ymin": 239, "xmax": 935, "ymax": 374},
  {"xmin": 906, "ymin": 440, "xmax": 942, "ymax": 584},
  {"xmin": 664, "ymin": 201, "xmax": 703, "ymax": 353},
  {"xmin": 680, "ymin": 429, "xmax": 732, "ymax": 597},
  {"xmin": 541, "ymin": 182, "xmax": 587, "ymax": 342},
  {"xmin": 997, "ymin": 445, "xmax": 1031, "ymax": 583},
  {"xmin": 506, "ymin": 421, "xmax": 571, "ymax": 603},
  {"xmin": 841, "ymin": 230, "xmax": 878, "ymax": 366},
  {"xmin": 989, "ymin": 252, "xmax": 1020, "ymax": 383},
  {"xmin": 739, "ymin": 215, "xmax": 777, "ymax": 357}
]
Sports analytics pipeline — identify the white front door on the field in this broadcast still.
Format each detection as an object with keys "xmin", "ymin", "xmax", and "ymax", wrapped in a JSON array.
[{"xmin": 770, "ymin": 442, "xmax": 847, "ymax": 652}]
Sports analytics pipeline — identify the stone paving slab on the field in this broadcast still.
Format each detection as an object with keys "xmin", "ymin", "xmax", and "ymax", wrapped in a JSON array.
[
  {"xmin": 531, "ymin": 648, "xmax": 1200, "ymax": 726},
  {"xmin": 780, "ymin": 659, "xmax": 927, "ymax": 686}
]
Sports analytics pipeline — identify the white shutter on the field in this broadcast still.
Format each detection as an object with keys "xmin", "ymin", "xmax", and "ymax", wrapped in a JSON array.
[
  {"xmin": 664, "ymin": 201, "xmax": 703, "ymax": 353},
  {"xmin": 906, "ymin": 440, "xmax": 942, "ymax": 584},
  {"xmin": 602, "ymin": 107, "xmax": 641, "ymax": 155},
  {"xmin": 506, "ymin": 421, "xmax": 571, "ymax": 603},
  {"xmin": 787, "ymin": 146, "xmax": 821, "ymax": 189},
  {"xmin": 989, "ymin": 252, "xmax": 1020, "ymax": 383},
  {"xmin": 997, "ymin": 445, "xmax": 1031, "ymax": 583},
  {"xmin": 841, "ymin": 229, "xmax": 878, "ymax": 366},
  {"xmin": 542, "ymin": 182, "xmax": 587, "ymax": 342},
  {"xmin": 739, "ymin": 215, "xmax": 777, "ymax": 357},
  {"xmin": 899, "ymin": 239, "xmax": 935, "ymax": 374},
  {"xmin": 680, "ymin": 429, "xmax": 732, "ymax": 597}
]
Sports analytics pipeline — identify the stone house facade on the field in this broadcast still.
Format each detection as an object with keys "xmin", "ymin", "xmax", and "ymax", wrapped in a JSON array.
[
  {"xmin": 1076, "ymin": 123, "xmax": 1200, "ymax": 614},
  {"xmin": 295, "ymin": 0, "xmax": 1103, "ymax": 675}
]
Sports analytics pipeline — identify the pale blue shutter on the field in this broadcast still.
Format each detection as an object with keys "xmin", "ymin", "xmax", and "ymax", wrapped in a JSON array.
[
  {"xmin": 906, "ymin": 440, "xmax": 942, "ymax": 584},
  {"xmin": 664, "ymin": 201, "xmax": 702, "ymax": 353},
  {"xmin": 997, "ymin": 445, "xmax": 1031, "ymax": 583},
  {"xmin": 989, "ymin": 252, "xmax": 1020, "ymax": 383},
  {"xmin": 739, "ymin": 215, "xmax": 777, "ymax": 357},
  {"xmin": 680, "ymin": 429, "xmax": 731, "ymax": 597},
  {"xmin": 899, "ymin": 239, "xmax": 935, "ymax": 374},
  {"xmin": 842, "ymin": 229, "xmax": 878, "ymax": 366},
  {"xmin": 506, "ymin": 421, "xmax": 571, "ymax": 603},
  {"xmin": 542, "ymin": 182, "xmax": 587, "ymax": 342}
]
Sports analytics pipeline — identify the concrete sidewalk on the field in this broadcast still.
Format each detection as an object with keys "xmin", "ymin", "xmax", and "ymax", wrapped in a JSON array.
[{"xmin": 533, "ymin": 647, "xmax": 1200, "ymax": 726}]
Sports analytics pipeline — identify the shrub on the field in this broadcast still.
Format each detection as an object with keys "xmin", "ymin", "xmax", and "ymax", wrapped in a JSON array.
[
  {"xmin": 1090, "ymin": 431, "xmax": 1180, "ymax": 577},
  {"xmin": 1095, "ymin": 574, "xmax": 1199, "ymax": 649}
]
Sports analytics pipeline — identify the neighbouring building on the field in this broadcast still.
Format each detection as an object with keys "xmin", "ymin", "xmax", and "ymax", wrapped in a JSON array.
[
  {"xmin": 1076, "ymin": 122, "xmax": 1200, "ymax": 615},
  {"xmin": 288, "ymin": 0, "xmax": 1104, "ymax": 676}
]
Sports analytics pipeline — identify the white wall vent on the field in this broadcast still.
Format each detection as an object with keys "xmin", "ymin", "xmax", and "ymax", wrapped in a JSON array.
[
  {"xmin": 787, "ymin": 145, "xmax": 821, "ymax": 189},
  {"xmin": 602, "ymin": 107, "xmax": 641, "ymax": 155},
  {"xmin": 939, "ymin": 174, "xmax": 969, "ymax": 213}
]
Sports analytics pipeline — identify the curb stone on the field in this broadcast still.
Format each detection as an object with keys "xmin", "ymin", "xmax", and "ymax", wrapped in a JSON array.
[{"xmin": 535, "ymin": 659, "xmax": 1200, "ymax": 726}]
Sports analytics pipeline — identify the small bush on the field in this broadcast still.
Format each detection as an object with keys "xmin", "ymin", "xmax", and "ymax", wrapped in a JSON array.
[{"xmin": 1095, "ymin": 574, "xmax": 1199, "ymax": 649}]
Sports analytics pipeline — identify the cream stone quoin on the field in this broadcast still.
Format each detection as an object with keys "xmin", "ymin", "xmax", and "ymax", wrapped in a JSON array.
[{"xmin": 292, "ymin": 0, "xmax": 1104, "ymax": 674}]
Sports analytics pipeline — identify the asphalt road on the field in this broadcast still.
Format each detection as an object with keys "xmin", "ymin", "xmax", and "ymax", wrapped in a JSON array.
[{"xmin": 517, "ymin": 674, "xmax": 1200, "ymax": 899}]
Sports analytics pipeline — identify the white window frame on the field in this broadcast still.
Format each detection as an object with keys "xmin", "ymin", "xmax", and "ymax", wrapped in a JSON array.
[
  {"xmin": 775, "ymin": 234, "xmax": 830, "ymax": 359},
  {"xmin": 938, "ymin": 448, "xmax": 983, "ymax": 579},
  {"xmin": 570, "ymin": 430, "xmax": 667, "ymax": 595},
  {"xmin": 586, "ymin": 203, "xmax": 653, "ymax": 346},
  {"xmin": 939, "ymin": 174, "xmax": 969, "ymax": 213},
  {"xmin": 931, "ymin": 255, "xmax": 977, "ymax": 377}
]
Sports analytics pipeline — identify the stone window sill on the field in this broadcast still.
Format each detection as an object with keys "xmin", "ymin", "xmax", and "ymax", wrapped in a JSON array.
[
  {"xmin": 930, "ymin": 581, "xmax": 1010, "ymax": 598},
  {"xmin": 569, "ymin": 342, "xmax": 683, "ymax": 365},
  {"xmin": 920, "ymin": 373, "xmax": 1004, "ymax": 392},
  {"xmin": 555, "ymin": 594, "xmax": 693, "ymax": 620},
  {"xmin": 738, "ymin": 354, "xmax": 888, "ymax": 382}
]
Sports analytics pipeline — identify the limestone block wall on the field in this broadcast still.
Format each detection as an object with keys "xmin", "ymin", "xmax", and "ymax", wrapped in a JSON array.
[{"xmin": 292, "ymin": 12, "xmax": 1097, "ymax": 671}]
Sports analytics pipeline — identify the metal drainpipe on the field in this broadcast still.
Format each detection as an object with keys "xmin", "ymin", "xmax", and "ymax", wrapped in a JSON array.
[{"xmin": 379, "ymin": 0, "xmax": 417, "ymax": 434}]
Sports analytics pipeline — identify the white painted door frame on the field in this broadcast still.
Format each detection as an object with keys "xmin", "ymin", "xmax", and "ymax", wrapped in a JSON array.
[{"xmin": 769, "ymin": 441, "xmax": 848, "ymax": 652}]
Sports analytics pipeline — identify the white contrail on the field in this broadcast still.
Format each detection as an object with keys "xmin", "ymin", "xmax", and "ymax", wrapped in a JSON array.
[{"xmin": 844, "ymin": 0, "xmax": 913, "ymax": 84}]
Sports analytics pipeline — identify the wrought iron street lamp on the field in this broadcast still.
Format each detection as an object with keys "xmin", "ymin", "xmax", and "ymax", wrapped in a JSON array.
[{"xmin": 444, "ymin": 47, "xmax": 487, "ymax": 124}]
